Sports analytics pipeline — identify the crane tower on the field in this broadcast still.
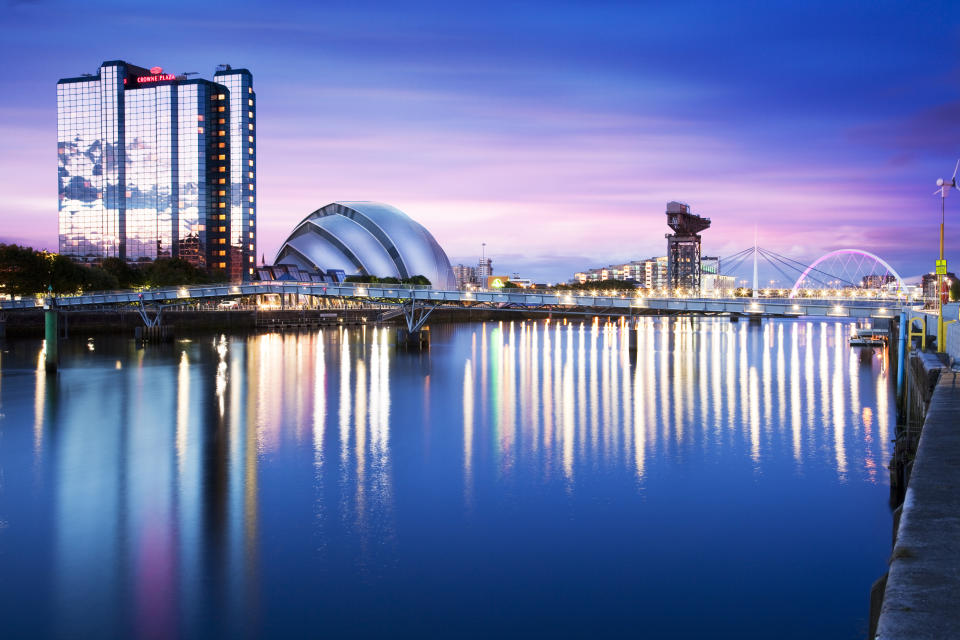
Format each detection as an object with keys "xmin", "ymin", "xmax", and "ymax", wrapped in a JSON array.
[{"xmin": 665, "ymin": 201, "xmax": 711, "ymax": 293}]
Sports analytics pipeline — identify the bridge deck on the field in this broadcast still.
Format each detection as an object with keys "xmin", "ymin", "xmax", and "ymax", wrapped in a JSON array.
[{"xmin": 0, "ymin": 282, "xmax": 907, "ymax": 319}]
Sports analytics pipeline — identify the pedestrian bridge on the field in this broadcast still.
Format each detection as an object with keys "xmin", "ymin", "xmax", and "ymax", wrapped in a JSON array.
[{"xmin": 0, "ymin": 281, "xmax": 908, "ymax": 322}]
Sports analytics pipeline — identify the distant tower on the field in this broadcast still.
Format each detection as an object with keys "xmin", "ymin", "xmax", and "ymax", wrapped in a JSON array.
[
  {"xmin": 477, "ymin": 243, "xmax": 493, "ymax": 283},
  {"xmin": 665, "ymin": 201, "xmax": 711, "ymax": 293}
]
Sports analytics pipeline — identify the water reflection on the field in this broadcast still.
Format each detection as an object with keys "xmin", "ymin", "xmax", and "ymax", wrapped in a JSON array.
[
  {"xmin": 0, "ymin": 317, "xmax": 893, "ymax": 638},
  {"xmin": 458, "ymin": 317, "xmax": 891, "ymax": 486}
]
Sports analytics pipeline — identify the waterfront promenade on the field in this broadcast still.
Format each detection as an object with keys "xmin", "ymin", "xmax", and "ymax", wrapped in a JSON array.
[{"xmin": 876, "ymin": 370, "xmax": 960, "ymax": 638}]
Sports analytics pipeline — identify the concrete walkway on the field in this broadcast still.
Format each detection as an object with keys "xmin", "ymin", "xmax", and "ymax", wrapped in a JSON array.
[{"xmin": 876, "ymin": 372, "xmax": 960, "ymax": 638}]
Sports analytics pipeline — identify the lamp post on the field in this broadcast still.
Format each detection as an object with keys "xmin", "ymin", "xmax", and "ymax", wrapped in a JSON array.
[{"xmin": 935, "ymin": 160, "xmax": 958, "ymax": 353}]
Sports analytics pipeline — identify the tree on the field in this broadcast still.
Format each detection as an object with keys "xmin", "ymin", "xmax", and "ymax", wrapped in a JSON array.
[
  {"xmin": 345, "ymin": 274, "xmax": 376, "ymax": 284},
  {"xmin": 144, "ymin": 258, "xmax": 213, "ymax": 287},
  {"xmin": 403, "ymin": 275, "xmax": 431, "ymax": 286},
  {"xmin": 0, "ymin": 243, "xmax": 47, "ymax": 295},
  {"xmin": 100, "ymin": 257, "xmax": 144, "ymax": 289}
]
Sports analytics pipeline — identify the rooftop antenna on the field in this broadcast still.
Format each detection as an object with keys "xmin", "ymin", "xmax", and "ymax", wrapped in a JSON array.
[
  {"xmin": 933, "ymin": 159, "xmax": 959, "ymax": 352},
  {"xmin": 181, "ymin": 71, "xmax": 199, "ymax": 76}
]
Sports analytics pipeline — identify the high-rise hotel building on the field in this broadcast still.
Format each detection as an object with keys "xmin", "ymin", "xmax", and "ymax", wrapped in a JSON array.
[{"xmin": 57, "ymin": 60, "xmax": 256, "ymax": 281}]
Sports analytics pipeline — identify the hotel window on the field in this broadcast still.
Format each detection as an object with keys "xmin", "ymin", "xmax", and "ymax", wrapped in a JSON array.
[
  {"xmin": 218, "ymin": 154, "xmax": 226, "ymax": 160},
  {"xmin": 249, "ymin": 244, "xmax": 254, "ymax": 251},
  {"xmin": 218, "ymin": 142, "xmax": 225, "ymax": 148},
  {"xmin": 219, "ymin": 214, "xmax": 226, "ymax": 220},
  {"xmin": 248, "ymin": 87, "xmax": 252, "ymax": 94},
  {"xmin": 219, "ymin": 202, "xmax": 226, "ymax": 208},
  {"xmin": 197, "ymin": 115, "xmax": 204, "ymax": 121},
  {"xmin": 218, "ymin": 190, "xmax": 226, "ymax": 196},
  {"xmin": 248, "ymin": 111, "xmax": 253, "ymax": 118},
  {"xmin": 249, "ymin": 232, "xmax": 254, "ymax": 239},
  {"xmin": 219, "ymin": 226, "xmax": 226, "ymax": 232},
  {"xmin": 248, "ymin": 196, "xmax": 254, "ymax": 202},
  {"xmin": 218, "ymin": 178, "xmax": 226, "ymax": 184},
  {"xmin": 197, "ymin": 127, "xmax": 204, "ymax": 134},
  {"xmin": 248, "ymin": 99, "xmax": 253, "ymax": 106},
  {"xmin": 219, "ymin": 239, "xmax": 226, "ymax": 245},
  {"xmin": 248, "ymin": 123, "xmax": 253, "ymax": 130},
  {"xmin": 218, "ymin": 262, "xmax": 226, "ymax": 268},
  {"xmin": 218, "ymin": 94, "xmax": 225, "ymax": 100},
  {"xmin": 218, "ymin": 166, "xmax": 225, "ymax": 173},
  {"xmin": 248, "ymin": 160, "xmax": 254, "ymax": 166},
  {"xmin": 248, "ymin": 172, "xmax": 253, "ymax": 179},
  {"xmin": 248, "ymin": 147, "xmax": 254, "ymax": 154},
  {"xmin": 218, "ymin": 250, "xmax": 226, "ymax": 256},
  {"xmin": 248, "ymin": 136, "xmax": 253, "ymax": 143}
]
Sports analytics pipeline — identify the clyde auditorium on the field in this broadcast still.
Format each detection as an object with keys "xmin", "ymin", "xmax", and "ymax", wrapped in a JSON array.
[{"xmin": 273, "ymin": 202, "xmax": 457, "ymax": 290}]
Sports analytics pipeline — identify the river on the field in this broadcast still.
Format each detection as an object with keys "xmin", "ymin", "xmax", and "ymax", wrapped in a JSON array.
[{"xmin": 0, "ymin": 317, "xmax": 893, "ymax": 638}]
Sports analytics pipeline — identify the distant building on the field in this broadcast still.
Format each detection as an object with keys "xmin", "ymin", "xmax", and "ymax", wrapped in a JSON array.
[
  {"xmin": 477, "ymin": 257, "xmax": 493, "ymax": 283},
  {"xmin": 645, "ymin": 257, "xmax": 669, "ymax": 289},
  {"xmin": 57, "ymin": 60, "xmax": 256, "ymax": 281},
  {"xmin": 573, "ymin": 256, "xmax": 668, "ymax": 288},
  {"xmin": 452, "ymin": 264, "xmax": 477, "ymax": 289},
  {"xmin": 701, "ymin": 273, "xmax": 735, "ymax": 293},
  {"xmin": 665, "ymin": 201, "xmax": 711, "ymax": 292},
  {"xmin": 921, "ymin": 271, "xmax": 956, "ymax": 301},
  {"xmin": 861, "ymin": 274, "xmax": 897, "ymax": 289}
]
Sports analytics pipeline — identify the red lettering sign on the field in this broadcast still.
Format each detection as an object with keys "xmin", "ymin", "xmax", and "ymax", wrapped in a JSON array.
[{"xmin": 137, "ymin": 74, "xmax": 176, "ymax": 83}]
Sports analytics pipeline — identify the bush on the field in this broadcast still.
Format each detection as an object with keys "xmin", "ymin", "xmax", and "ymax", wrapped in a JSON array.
[
  {"xmin": 555, "ymin": 279, "xmax": 638, "ymax": 291},
  {"xmin": 344, "ymin": 274, "xmax": 432, "ymax": 286}
]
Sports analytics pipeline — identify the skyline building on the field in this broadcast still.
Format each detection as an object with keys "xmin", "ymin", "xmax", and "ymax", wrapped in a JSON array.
[
  {"xmin": 452, "ymin": 264, "xmax": 478, "ymax": 289},
  {"xmin": 477, "ymin": 256, "xmax": 493, "ymax": 283},
  {"xmin": 57, "ymin": 60, "xmax": 256, "ymax": 281}
]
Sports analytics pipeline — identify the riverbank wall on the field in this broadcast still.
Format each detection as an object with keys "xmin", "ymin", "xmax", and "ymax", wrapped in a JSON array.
[{"xmin": 870, "ymin": 347, "xmax": 960, "ymax": 638}]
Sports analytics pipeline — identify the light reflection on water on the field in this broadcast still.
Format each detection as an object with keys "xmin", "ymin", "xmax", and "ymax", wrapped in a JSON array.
[{"xmin": 0, "ymin": 318, "xmax": 892, "ymax": 638}]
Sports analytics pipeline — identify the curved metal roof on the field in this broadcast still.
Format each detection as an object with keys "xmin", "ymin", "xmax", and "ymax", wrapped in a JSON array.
[{"xmin": 275, "ymin": 202, "xmax": 457, "ymax": 289}]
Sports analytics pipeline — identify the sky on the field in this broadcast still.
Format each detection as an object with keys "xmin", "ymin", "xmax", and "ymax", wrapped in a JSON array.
[{"xmin": 1, "ymin": 0, "xmax": 959, "ymax": 283}]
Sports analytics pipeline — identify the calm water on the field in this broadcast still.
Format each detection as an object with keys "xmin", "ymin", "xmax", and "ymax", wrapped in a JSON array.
[{"xmin": 0, "ymin": 318, "xmax": 893, "ymax": 639}]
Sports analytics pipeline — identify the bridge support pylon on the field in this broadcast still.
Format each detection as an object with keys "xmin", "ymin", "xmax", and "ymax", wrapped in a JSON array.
[
  {"xmin": 44, "ymin": 298, "xmax": 58, "ymax": 372},
  {"xmin": 395, "ymin": 300, "xmax": 436, "ymax": 350}
]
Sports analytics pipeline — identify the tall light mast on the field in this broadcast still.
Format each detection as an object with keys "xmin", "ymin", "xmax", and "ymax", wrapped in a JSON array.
[{"xmin": 934, "ymin": 160, "xmax": 958, "ymax": 352}]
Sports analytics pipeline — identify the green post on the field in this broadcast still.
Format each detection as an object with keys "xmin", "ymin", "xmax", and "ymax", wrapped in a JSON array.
[{"xmin": 44, "ymin": 297, "xmax": 58, "ymax": 372}]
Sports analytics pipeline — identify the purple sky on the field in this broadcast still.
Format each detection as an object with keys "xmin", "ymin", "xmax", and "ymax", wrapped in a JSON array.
[{"xmin": 1, "ymin": 0, "xmax": 959, "ymax": 282}]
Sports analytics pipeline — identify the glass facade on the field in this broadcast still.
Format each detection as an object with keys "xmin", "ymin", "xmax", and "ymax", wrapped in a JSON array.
[
  {"xmin": 214, "ymin": 67, "xmax": 256, "ymax": 280},
  {"xmin": 57, "ymin": 60, "xmax": 255, "ymax": 281}
]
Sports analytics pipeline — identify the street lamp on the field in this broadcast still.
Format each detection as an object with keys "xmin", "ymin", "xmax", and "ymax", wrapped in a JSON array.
[{"xmin": 934, "ymin": 160, "xmax": 958, "ymax": 352}]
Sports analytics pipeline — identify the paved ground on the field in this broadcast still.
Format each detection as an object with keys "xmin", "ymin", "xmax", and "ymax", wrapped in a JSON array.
[{"xmin": 876, "ymin": 371, "xmax": 960, "ymax": 638}]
